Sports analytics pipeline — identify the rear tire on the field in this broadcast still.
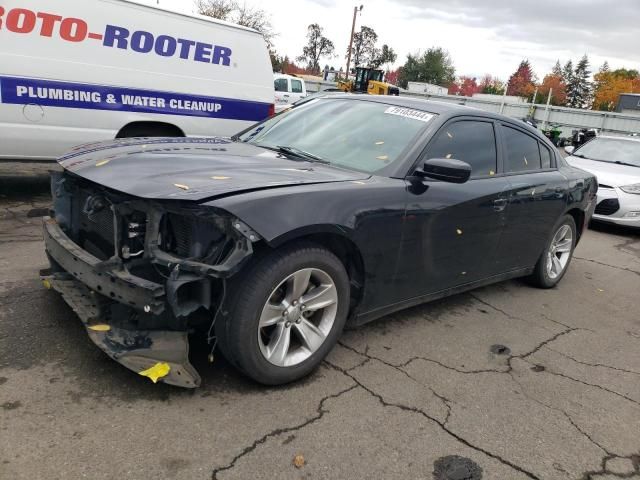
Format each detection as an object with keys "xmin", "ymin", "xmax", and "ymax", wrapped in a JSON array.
[
  {"xmin": 216, "ymin": 243, "xmax": 350, "ymax": 385},
  {"xmin": 528, "ymin": 215, "xmax": 577, "ymax": 288}
]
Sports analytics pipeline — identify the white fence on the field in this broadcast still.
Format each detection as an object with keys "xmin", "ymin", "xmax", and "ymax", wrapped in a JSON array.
[{"xmin": 304, "ymin": 80, "xmax": 640, "ymax": 136}]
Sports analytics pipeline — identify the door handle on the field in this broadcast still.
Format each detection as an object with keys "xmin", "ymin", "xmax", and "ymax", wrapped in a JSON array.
[{"xmin": 493, "ymin": 198, "xmax": 508, "ymax": 212}]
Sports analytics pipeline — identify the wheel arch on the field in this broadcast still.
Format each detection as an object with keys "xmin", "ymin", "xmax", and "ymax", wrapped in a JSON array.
[
  {"xmin": 565, "ymin": 207, "xmax": 585, "ymax": 242},
  {"xmin": 264, "ymin": 227, "xmax": 366, "ymax": 319},
  {"xmin": 116, "ymin": 121, "xmax": 185, "ymax": 138}
]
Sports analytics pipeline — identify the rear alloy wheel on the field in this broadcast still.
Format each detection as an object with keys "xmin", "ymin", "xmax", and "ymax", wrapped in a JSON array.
[
  {"xmin": 529, "ymin": 215, "xmax": 577, "ymax": 288},
  {"xmin": 217, "ymin": 243, "xmax": 350, "ymax": 385}
]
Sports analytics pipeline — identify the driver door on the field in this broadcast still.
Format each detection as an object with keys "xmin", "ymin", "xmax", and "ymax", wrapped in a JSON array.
[{"xmin": 394, "ymin": 118, "xmax": 511, "ymax": 299}]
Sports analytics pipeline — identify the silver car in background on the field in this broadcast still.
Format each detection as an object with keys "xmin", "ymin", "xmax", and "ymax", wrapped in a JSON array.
[{"xmin": 565, "ymin": 136, "xmax": 640, "ymax": 228}]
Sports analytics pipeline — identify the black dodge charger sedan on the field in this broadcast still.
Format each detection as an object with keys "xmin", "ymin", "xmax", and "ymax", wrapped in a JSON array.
[{"xmin": 41, "ymin": 96, "xmax": 597, "ymax": 387}]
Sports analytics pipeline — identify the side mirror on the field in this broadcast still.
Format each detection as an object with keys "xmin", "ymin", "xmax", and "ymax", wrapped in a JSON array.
[
  {"xmin": 564, "ymin": 145, "xmax": 575, "ymax": 155},
  {"xmin": 415, "ymin": 158, "xmax": 471, "ymax": 184}
]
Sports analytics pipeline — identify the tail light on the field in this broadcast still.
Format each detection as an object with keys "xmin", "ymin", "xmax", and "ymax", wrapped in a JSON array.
[{"xmin": 268, "ymin": 104, "xmax": 275, "ymax": 117}]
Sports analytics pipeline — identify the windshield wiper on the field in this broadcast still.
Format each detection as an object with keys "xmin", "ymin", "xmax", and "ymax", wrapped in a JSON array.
[
  {"xmin": 614, "ymin": 160, "xmax": 639, "ymax": 168},
  {"xmin": 273, "ymin": 145, "xmax": 330, "ymax": 164}
]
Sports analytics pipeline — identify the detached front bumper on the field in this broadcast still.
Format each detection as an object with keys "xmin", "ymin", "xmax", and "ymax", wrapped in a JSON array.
[{"xmin": 42, "ymin": 216, "xmax": 201, "ymax": 388}]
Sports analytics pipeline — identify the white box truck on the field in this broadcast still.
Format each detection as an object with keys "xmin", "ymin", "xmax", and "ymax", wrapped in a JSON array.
[{"xmin": 0, "ymin": 0, "xmax": 274, "ymax": 160}]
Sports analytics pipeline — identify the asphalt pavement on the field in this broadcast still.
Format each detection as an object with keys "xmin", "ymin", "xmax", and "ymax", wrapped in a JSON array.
[{"xmin": 1, "ymin": 167, "xmax": 639, "ymax": 480}]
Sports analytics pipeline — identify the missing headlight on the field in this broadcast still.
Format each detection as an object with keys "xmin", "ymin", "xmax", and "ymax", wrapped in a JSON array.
[{"xmin": 160, "ymin": 213, "xmax": 231, "ymax": 263}]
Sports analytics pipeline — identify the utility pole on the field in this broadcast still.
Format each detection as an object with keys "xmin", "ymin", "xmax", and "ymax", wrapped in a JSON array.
[{"xmin": 345, "ymin": 5, "xmax": 363, "ymax": 80}]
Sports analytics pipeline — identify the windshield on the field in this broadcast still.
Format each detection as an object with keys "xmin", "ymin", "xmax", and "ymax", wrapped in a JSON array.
[
  {"xmin": 575, "ymin": 138, "xmax": 640, "ymax": 167},
  {"xmin": 238, "ymin": 98, "xmax": 434, "ymax": 173}
]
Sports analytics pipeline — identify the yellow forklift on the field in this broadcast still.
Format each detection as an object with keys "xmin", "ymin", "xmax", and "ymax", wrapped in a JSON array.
[{"xmin": 338, "ymin": 67, "xmax": 399, "ymax": 96}]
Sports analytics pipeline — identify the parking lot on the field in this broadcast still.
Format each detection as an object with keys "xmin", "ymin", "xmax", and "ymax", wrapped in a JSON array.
[{"xmin": 1, "ymin": 167, "xmax": 639, "ymax": 480}]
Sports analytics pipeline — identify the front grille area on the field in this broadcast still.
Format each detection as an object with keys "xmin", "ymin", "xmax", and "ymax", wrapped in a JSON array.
[
  {"xmin": 72, "ymin": 191, "xmax": 116, "ymax": 260},
  {"xmin": 594, "ymin": 198, "xmax": 620, "ymax": 216}
]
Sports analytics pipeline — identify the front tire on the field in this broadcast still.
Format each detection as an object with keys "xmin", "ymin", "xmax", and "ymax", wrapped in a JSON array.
[
  {"xmin": 528, "ymin": 215, "xmax": 577, "ymax": 288},
  {"xmin": 217, "ymin": 243, "xmax": 350, "ymax": 385}
]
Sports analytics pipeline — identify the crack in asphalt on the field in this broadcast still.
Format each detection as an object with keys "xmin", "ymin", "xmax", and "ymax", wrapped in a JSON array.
[
  {"xmin": 209, "ymin": 384, "xmax": 358, "ymax": 480},
  {"xmin": 337, "ymin": 341, "xmax": 454, "ymax": 425},
  {"xmin": 546, "ymin": 346, "xmax": 640, "ymax": 376},
  {"xmin": 574, "ymin": 256, "xmax": 640, "ymax": 277},
  {"xmin": 521, "ymin": 359, "xmax": 640, "ymax": 408},
  {"xmin": 324, "ymin": 360, "xmax": 541, "ymax": 480},
  {"xmin": 580, "ymin": 453, "xmax": 640, "ymax": 480},
  {"xmin": 470, "ymin": 293, "xmax": 570, "ymax": 332},
  {"xmin": 508, "ymin": 370, "xmax": 611, "ymax": 456}
]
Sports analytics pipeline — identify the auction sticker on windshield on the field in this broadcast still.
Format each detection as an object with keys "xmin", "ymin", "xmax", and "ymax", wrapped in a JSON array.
[{"xmin": 384, "ymin": 106, "xmax": 434, "ymax": 123}]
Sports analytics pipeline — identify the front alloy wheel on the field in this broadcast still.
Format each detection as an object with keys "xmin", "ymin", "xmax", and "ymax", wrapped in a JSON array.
[
  {"xmin": 217, "ymin": 243, "xmax": 350, "ymax": 385},
  {"xmin": 258, "ymin": 268, "xmax": 338, "ymax": 367}
]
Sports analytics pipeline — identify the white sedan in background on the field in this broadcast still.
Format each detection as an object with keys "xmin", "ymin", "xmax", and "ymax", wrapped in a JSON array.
[{"xmin": 565, "ymin": 136, "xmax": 640, "ymax": 228}]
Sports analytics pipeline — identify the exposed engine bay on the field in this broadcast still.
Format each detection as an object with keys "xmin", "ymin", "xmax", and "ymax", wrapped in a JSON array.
[{"xmin": 41, "ymin": 171, "xmax": 261, "ymax": 387}]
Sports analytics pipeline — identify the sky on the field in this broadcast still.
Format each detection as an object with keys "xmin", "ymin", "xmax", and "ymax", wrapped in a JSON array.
[{"xmin": 145, "ymin": 0, "xmax": 640, "ymax": 81}]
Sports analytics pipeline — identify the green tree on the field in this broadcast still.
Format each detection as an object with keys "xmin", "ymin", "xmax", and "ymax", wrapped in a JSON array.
[
  {"xmin": 397, "ymin": 47, "xmax": 455, "ymax": 89},
  {"xmin": 297, "ymin": 24, "xmax": 335, "ymax": 74},
  {"xmin": 347, "ymin": 26, "xmax": 378, "ymax": 68},
  {"xmin": 371, "ymin": 44, "xmax": 397, "ymax": 69},
  {"xmin": 561, "ymin": 60, "xmax": 573, "ymax": 87},
  {"xmin": 567, "ymin": 55, "xmax": 592, "ymax": 108}
]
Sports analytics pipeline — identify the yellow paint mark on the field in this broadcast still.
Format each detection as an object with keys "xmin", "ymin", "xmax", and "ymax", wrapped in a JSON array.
[
  {"xmin": 42, "ymin": 279, "xmax": 52, "ymax": 290},
  {"xmin": 456, "ymin": 228, "xmax": 463, "ymax": 235},
  {"xmin": 95, "ymin": 159, "xmax": 110, "ymax": 167},
  {"xmin": 139, "ymin": 362, "xmax": 171, "ymax": 383},
  {"xmin": 375, "ymin": 141, "xmax": 385, "ymax": 145},
  {"xmin": 211, "ymin": 176, "xmax": 231, "ymax": 180},
  {"xmin": 174, "ymin": 183, "xmax": 190, "ymax": 190},
  {"xmin": 376, "ymin": 155, "xmax": 389, "ymax": 161},
  {"xmin": 489, "ymin": 170, "xmax": 495, "ymax": 176},
  {"xmin": 597, "ymin": 288, "xmax": 604, "ymax": 292},
  {"xmin": 87, "ymin": 324, "xmax": 111, "ymax": 332}
]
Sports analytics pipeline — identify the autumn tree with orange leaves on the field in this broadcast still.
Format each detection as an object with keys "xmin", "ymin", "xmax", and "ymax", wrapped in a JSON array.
[
  {"xmin": 538, "ymin": 74, "xmax": 567, "ymax": 106},
  {"xmin": 592, "ymin": 64, "xmax": 640, "ymax": 111},
  {"xmin": 506, "ymin": 60, "xmax": 537, "ymax": 99}
]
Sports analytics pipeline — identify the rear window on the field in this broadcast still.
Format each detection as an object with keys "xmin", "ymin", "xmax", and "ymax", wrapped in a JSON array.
[
  {"xmin": 502, "ymin": 126, "xmax": 541, "ymax": 173},
  {"xmin": 274, "ymin": 78, "xmax": 288, "ymax": 92}
]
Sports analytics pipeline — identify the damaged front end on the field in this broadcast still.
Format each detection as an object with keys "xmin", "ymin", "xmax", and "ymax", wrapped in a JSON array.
[{"xmin": 41, "ymin": 172, "xmax": 260, "ymax": 387}]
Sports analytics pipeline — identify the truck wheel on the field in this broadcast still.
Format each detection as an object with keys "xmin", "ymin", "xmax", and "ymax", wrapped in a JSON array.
[
  {"xmin": 528, "ymin": 215, "xmax": 577, "ymax": 288},
  {"xmin": 217, "ymin": 243, "xmax": 350, "ymax": 385}
]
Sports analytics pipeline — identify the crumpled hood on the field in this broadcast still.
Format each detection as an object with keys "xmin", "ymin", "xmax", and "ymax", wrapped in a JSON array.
[
  {"xmin": 566, "ymin": 155, "xmax": 640, "ymax": 188},
  {"xmin": 58, "ymin": 137, "xmax": 369, "ymax": 201}
]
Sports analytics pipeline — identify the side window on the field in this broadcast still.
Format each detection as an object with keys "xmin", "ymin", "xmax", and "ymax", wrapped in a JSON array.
[
  {"xmin": 274, "ymin": 78, "xmax": 288, "ymax": 92},
  {"xmin": 539, "ymin": 143, "xmax": 552, "ymax": 169},
  {"xmin": 291, "ymin": 79, "xmax": 303, "ymax": 93},
  {"xmin": 502, "ymin": 126, "xmax": 541, "ymax": 173},
  {"xmin": 425, "ymin": 120, "xmax": 497, "ymax": 178}
]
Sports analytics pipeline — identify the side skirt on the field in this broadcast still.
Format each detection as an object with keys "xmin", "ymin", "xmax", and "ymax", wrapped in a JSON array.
[{"xmin": 350, "ymin": 267, "xmax": 534, "ymax": 327}]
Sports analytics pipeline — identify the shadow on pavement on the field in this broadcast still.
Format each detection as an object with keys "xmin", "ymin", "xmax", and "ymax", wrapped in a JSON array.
[{"xmin": 589, "ymin": 220, "xmax": 640, "ymax": 239}]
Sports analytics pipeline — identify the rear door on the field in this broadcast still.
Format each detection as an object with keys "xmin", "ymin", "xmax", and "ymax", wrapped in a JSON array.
[
  {"xmin": 495, "ymin": 124, "xmax": 568, "ymax": 272},
  {"xmin": 396, "ymin": 118, "xmax": 512, "ymax": 298}
]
